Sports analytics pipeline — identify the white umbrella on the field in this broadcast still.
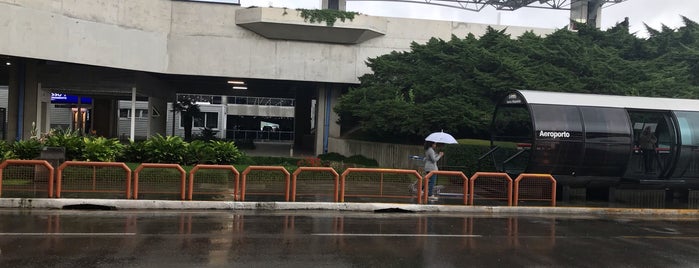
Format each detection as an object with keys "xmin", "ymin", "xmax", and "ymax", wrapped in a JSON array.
[{"xmin": 425, "ymin": 131, "xmax": 458, "ymax": 144}]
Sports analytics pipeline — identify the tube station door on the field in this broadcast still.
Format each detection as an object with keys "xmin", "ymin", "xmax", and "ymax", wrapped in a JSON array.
[{"xmin": 624, "ymin": 110, "xmax": 678, "ymax": 179}]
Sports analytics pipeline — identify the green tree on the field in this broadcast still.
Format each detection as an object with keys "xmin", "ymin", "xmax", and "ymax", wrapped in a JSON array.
[
  {"xmin": 172, "ymin": 97, "xmax": 200, "ymax": 142},
  {"xmin": 336, "ymin": 18, "xmax": 699, "ymax": 143}
]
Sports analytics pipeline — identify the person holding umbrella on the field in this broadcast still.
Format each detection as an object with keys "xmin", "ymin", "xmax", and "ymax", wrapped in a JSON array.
[
  {"xmin": 424, "ymin": 141, "xmax": 444, "ymax": 201},
  {"xmin": 423, "ymin": 131, "xmax": 457, "ymax": 201}
]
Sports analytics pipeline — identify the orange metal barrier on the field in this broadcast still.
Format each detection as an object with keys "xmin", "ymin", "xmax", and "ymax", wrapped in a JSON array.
[
  {"xmin": 56, "ymin": 161, "xmax": 132, "ymax": 199},
  {"xmin": 0, "ymin": 160, "xmax": 54, "ymax": 198},
  {"xmin": 240, "ymin": 166, "xmax": 290, "ymax": 201},
  {"xmin": 423, "ymin": 170, "xmax": 469, "ymax": 204},
  {"xmin": 514, "ymin": 173, "xmax": 557, "ymax": 206},
  {"xmin": 291, "ymin": 167, "xmax": 339, "ymax": 202},
  {"xmin": 340, "ymin": 168, "xmax": 423, "ymax": 204},
  {"xmin": 188, "ymin": 164, "xmax": 240, "ymax": 201},
  {"xmin": 469, "ymin": 172, "xmax": 513, "ymax": 206},
  {"xmin": 133, "ymin": 163, "xmax": 186, "ymax": 200}
]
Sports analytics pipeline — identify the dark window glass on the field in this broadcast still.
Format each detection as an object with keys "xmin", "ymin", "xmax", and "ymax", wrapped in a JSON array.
[
  {"xmin": 531, "ymin": 105, "xmax": 583, "ymax": 140},
  {"xmin": 193, "ymin": 113, "xmax": 205, "ymax": 128},
  {"xmin": 491, "ymin": 105, "xmax": 532, "ymax": 142},
  {"xmin": 206, "ymin": 112, "xmax": 218, "ymax": 129},
  {"xmin": 581, "ymin": 107, "xmax": 631, "ymax": 143}
]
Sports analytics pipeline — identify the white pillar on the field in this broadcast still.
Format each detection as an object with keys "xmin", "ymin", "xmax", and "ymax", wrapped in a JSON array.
[{"xmin": 130, "ymin": 87, "xmax": 136, "ymax": 141}]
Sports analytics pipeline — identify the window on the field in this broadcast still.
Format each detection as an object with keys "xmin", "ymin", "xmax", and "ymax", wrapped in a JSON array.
[
  {"xmin": 119, "ymin": 109, "xmax": 149, "ymax": 119},
  {"xmin": 181, "ymin": 112, "xmax": 218, "ymax": 129}
]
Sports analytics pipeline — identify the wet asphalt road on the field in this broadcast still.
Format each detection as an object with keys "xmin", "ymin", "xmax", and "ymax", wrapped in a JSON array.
[{"xmin": 1, "ymin": 209, "xmax": 699, "ymax": 267}]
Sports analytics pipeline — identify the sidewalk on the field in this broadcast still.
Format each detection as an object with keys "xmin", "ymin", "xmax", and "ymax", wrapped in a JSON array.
[{"xmin": 2, "ymin": 198, "xmax": 698, "ymax": 217}]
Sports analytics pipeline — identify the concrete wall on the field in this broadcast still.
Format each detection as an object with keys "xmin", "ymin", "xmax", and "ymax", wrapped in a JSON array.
[
  {"xmin": 0, "ymin": 0, "xmax": 554, "ymax": 84},
  {"xmin": 329, "ymin": 137, "xmax": 423, "ymax": 169}
]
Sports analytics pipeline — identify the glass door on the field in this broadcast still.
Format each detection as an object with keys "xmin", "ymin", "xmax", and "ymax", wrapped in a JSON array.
[{"xmin": 624, "ymin": 111, "xmax": 677, "ymax": 179}]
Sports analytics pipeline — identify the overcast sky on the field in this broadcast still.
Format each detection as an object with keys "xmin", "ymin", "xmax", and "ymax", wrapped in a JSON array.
[{"xmin": 240, "ymin": 0, "xmax": 699, "ymax": 37}]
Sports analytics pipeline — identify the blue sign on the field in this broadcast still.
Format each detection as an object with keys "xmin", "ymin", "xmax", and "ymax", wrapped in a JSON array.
[{"xmin": 50, "ymin": 93, "xmax": 92, "ymax": 104}]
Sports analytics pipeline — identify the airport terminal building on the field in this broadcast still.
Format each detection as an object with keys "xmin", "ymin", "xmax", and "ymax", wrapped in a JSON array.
[{"xmin": 0, "ymin": 0, "xmax": 553, "ymax": 156}]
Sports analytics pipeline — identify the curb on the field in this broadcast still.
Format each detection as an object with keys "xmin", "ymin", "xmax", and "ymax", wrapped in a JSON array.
[{"xmin": 1, "ymin": 198, "xmax": 698, "ymax": 217}]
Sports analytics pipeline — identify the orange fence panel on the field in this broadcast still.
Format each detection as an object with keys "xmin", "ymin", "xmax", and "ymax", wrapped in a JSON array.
[
  {"xmin": 0, "ymin": 160, "xmax": 54, "ymax": 198},
  {"xmin": 514, "ymin": 173, "xmax": 557, "ymax": 206},
  {"xmin": 56, "ymin": 161, "xmax": 132, "ymax": 199},
  {"xmin": 469, "ymin": 172, "xmax": 513, "ymax": 206},
  {"xmin": 291, "ymin": 167, "xmax": 339, "ymax": 202},
  {"xmin": 340, "ymin": 168, "xmax": 423, "ymax": 204},
  {"xmin": 241, "ymin": 166, "xmax": 290, "ymax": 201},
  {"xmin": 423, "ymin": 170, "xmax": 469, "ymax": 204},
  {"xmin": 188, "ymin": 164, "xmax": 239, "ymax": 201},
  {"xmin": 133, "ymin": 163, "xmax": 186, "ymax": 200}
]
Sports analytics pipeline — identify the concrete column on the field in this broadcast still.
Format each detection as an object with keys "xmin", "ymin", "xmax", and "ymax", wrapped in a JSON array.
[
  {"xmin": 35, "ymin": 83, "xmax": 51, "ymax": 136},
  {"xmin": 7, "ymin": 59, "xmax": 40, "ymax": 140},
  {"xmin": 314, "ymin": 84, "xmax": 342, "ymax": 156},
  {"xmin": 570, "ymin": 0, "xmax": 603, "ymax": 29}
]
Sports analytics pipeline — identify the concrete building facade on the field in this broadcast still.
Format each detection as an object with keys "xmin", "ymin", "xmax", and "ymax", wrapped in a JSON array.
[{"xmin": 0, "ymin": 0, "xmax": 554, "ymax": 156}]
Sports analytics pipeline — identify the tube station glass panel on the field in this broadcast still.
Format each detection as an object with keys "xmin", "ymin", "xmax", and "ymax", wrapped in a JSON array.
[
  {"xmin": 672, "ymin": 111, "xmax": 699, "ymax": 178},
  {"xmin": 529, "ymin": 104, "xmax": 584, "ymax": 174},
  {"xmin": 490, "ymin": 104, "xmax": 532, "ymax": 173},
  {"xmin": 579, "ymin": 107, "xmax": 632, "ymax": 176}
]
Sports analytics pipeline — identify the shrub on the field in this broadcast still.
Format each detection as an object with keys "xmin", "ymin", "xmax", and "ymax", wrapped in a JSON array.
[
  {"xmin": 442, "ymin": 143, "xmax": 499, "ymax": 176},
  {"xmin": 12, "ymin": 139, "xmax": 42, "ymax": 160},
  {"xmin": 250, "ymin": 156, "xmax": 297, "ymax": 166},
  {"xmin": 207, "ymin": 140, "xmax": 243, "ymax": 164},
  {"xmin": 345, "ymin": 155, "xmax": 378, "ymax": 167},
  {"xmin": 81, "ymin": 136, "xmax": 124, "ymax": 162},
  {"xmin": 317, "ymin": 152, "xmax": 346, "ymax": 162},
  {"xmin": 43, "ymin": 129, "xmax": 84, "ymax": 160},
  {"xmin": 143, "ymin": 134, "xmax": 187, "ymax": 164},
  {"xmin": 297, "ymin": 157, "xmax": 322, "ymax": 167},
  {"xmin": 185, "ymin": 140, "xmax": 209, "ymax": 165},
  {"xmin": 0, "ymin": 140, "xmax": 16, "ymax": 160},
  {"xmin": 120, "ymin": 140, "xmax": 147, "ymax": 163}
]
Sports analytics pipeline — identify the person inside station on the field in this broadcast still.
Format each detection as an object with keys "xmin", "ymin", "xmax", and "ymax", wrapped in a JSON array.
[{"xmin": 639, "ymin": 126, "xmax": 658, "ymax": 174}]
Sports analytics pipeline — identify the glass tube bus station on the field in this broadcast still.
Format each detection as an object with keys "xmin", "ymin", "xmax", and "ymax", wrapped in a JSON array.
[{"xmin": 488, "ymin": 90, "xmax": 699, "ymax": 189}]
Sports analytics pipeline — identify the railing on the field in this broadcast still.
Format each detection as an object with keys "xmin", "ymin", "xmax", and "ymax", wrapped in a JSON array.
[
  {"xmin": 133, "ymin": 163, "xmax": 187, "ymax": 200},
  {"xmin": 56, "ymin": 161, "xmax": 131, "ymax": 199},
  {"xmin": 0, "ymin": 160, "xmax": 557, "ymax": 206},
  {"xmin": 423, "ymin": 170, "xmax": 469, "ymax": 204},
  {"xmin": 226, "ymin": 130, "xmax": 294, "ymax": 141},
  {"xmin": 240, "ymin": 166, "xmax": 291, "ymax": 201},
  {"xmin": 188, "ymin": 164, "xmax": 239, "ymax": 201},
  {"xmin": 340, "ymin": 168, "xmax": 423, "ymax": 204},
  {"xmin": 470, "ymin": 172, "xmax": 513, "ymax": 206},
  {"xmin": 291, "ymin": 167, "xmax": 339, "ymax": 202},
  {"xmin": 0, "ymin": 160, "xmax": 54, "ymax": 198},
  {"xmin": 514, "ymin": 173, "xmax": 557, "ymax": 206}
]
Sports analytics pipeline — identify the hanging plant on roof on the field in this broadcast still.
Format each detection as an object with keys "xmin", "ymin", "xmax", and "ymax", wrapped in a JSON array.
[{"xmin": 297, "ymin": 8, "xmax": 359, "ymax": 27}]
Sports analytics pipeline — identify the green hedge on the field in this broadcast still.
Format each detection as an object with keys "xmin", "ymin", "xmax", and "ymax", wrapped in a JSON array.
[{"xmin": 441, "ymin": 143, "xmax": 499, "ymax": 176}]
